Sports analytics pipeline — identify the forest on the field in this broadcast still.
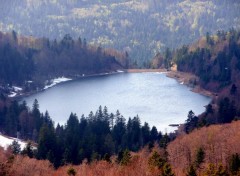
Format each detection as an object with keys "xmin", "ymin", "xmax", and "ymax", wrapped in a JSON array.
[
  {"xmin": 0, "ymin": 29, "xmax": 239, "ymax": 175},
  {"xmin": 0, "ymin": 0, "xmax": 240, "ymax": 66},
  {"xmin": 152, "ymin": 29, "xmax": 240, "ymax": 134},
  {"xmin": 1, "ymin": 113, "xmax": 240, "ymax": 175},
  {"xmin": 0, "ymin": 95, "xmax": 169, "ymax": 168},
  {"xmin": 0, "ymin": 31, "xmax": 128, "ymax": 94},
  {"xmin": 0, "ymin": 1, "xmax": 240, "ymax": 174}
]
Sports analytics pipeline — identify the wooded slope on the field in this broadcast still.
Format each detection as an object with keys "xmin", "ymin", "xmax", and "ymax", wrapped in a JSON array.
[{"xmin": 168, "ymin": 121, "xmax": 240, "ymax": 175}]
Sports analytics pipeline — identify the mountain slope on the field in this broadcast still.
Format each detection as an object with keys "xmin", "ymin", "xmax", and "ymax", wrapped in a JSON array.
[
  {"xmin": 168, "ymin": 121, "xmax": 240, "ymax": 175},
  {"xmin": 0, "ymin": 31, "xmax": 125, "ymax": 91},
  {"xmin": 0, "ymin": 0, "xmax": 240, "ymax": 65},
  {"xmin": 1, "ymin": 121, "xmax": 239, "ymax": 175}
]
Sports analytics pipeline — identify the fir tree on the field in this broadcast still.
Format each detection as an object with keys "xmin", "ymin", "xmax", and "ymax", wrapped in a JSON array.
[
  {"xmin": 10, "ymin": 140, "xmax": 21, "ymax": 155},
  {"xmin": 120, "ymin": 149, "xmax": 131, "ymax": 165},
  {"xmin": 21, "ymin": 141, "xmax": 34, "ymax": 158},
  {"xmin": 67, "ymin": 167, "xmax": 76, "ymax": 176},
  {"xmin": 229, "ymin": 153, "xmax": 240, "ymax": 174},
  {"xmin": 162, "ymin": 163, "xmax": 175, "ymax": 176},
  {"xmin": 186, "ymin": 165, "xmax": 197, "ymax": 176},
  {"xmin": 148, "ymin": 151, "xmax": 166, "ymax": 169},
  {"xmin": 195, "ymin": 147, "xmax": 205, "ymax": 168}
]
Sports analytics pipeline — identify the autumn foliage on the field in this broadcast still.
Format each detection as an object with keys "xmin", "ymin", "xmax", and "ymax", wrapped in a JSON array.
[
  {"xmin": 0, "ymin": 144, "xmax": 170, "ymax": 176},
  {"xmin": 167, "ymin": 121, "xmax": 240, "ymax": 175},
  {"xmin": 1, "ymin": 121, "xmax": 240, "ymax": 175}
]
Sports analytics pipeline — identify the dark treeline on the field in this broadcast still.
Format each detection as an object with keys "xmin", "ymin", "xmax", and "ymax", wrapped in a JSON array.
[
  {"xmin": 153, "ymin": 29, "xmax": 240, "ymax": 134},
  {"xmin": 0, "ymin": 31, "xmax": 127, "ymax": 91},
  {"xmin": 153, "ymin": 29, "xmax": 240, "ymax": 91},
  {"xmin": 174, "ymin": 29, "xmax": 240, "ymax": 91},
  {"xmin": 177, "ymin": 29, "xmax": 240, "ymax": 133},
  {"xmin": 0, "ymin": 95, "xmax": 166, "ymax": 168}
]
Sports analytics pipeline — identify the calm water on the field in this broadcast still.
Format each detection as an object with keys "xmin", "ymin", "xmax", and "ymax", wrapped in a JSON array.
[{"xmin": 23, "ymin": 73, "xmax": 211, "ymax": 132}]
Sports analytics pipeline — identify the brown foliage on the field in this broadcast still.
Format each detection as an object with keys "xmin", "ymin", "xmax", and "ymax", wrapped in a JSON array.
[
  {"xmin": 2, "ymin": 120, "xmax": 239, "ymax": 176},
  {"xmin": 0, "ymin": 148, "xmax": 54, "ymax": 176},
  {"xmin": 167, "ymin": 121, "xmax": 240, "ymax": 175},
  {"xmin": 54, "ymin": 149, "xmax": 154, "ymax": 176},
  {"xmin": 0, "ymin": 146, "xmax": 168, "ymax": 176},
  {"xmin": 8, "ymin": 156, "xmax": 54, "ymax": 176}
]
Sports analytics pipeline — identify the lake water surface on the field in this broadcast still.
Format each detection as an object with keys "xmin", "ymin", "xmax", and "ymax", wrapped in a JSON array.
[{"xmin": 23, "ymin": 72, "xmax": 211, "ymax": 132}]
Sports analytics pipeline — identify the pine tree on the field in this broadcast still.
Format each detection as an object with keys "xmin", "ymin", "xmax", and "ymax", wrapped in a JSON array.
[
  {"xmin": 216, "ymin": 164, "xmax": 228, "ymax": 176},
  {"xmin": 195, "ymin": 147, "xmax": 205, "ymax": 168},
  {"xmin": 230, "ymin": 84, "xmax": 237, "ymax": 95},
  {"xmin": 10, "ymin": 140, "xmax": 21, "ymax": 154},
  {"xmin": 67, "ymin": 167, "xmax": 76, "ymax": 176},
  {"xmin": 65, "ymin": 113, "xmax": 80, "ymax": 164},
  {"xmin": 141, "ymin": 122, "xmax": 150, "ymax": 145},
  {"xmin": 186, "ymin": 165, "xmax": 197, "ymax": 176},
  {"xmin": 103, "ymin": 153, "xmax": 111, "ymax": 163},
  {"xmin": 21, "ymin": 141, "xmax": 34, "ymax": 158},
  {"xmin": 148, "ymin": 151, "xmax": 166, "ymax": 169},
  {"xmin": 103, "ymin": 106, "xmax": 109, "ymax": 122},
  {"xmin": 109, "ymin": 113, "xmax": 114, "ymax": 129},
  {"xmin": 112, "ymin": 111, "xmax": 126, "ymax": 150},
  {"xmin": 159, "ymin": 133, "xmax": 169, "ymax": 149},
  {"xmin": 32, "ymin": 99, "xmax": 42, "ymax": 133},
  {"xmin": 229, "ymin": 153, "xmax": 240, "ymax": 174},
  {"xmin": 120, "ymin": 149, "xmax": 131, "ymax": 165},
  {"xmin": 150, "ymin": 126, "xmax": 158, "ymax": 142},
  {"xmin": 185, "ymin": 110, "xmax": 198, "ymax": 133},
  {"xmin": 37, "ymin": 124, "xmax": 57, "ymax": 165},
  {"xmin": 204, "ymin": 163, "xmax": 216, "ymax": 176},
  {"xmin": 162, "ymin": 163, "xmax": 175, "ymax": 176}
]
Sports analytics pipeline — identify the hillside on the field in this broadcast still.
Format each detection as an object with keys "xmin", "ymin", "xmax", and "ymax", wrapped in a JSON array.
[
  {"xmin": 152, "ymin": 29, "xmax": 240, "ymax": 132},
  {"xmin": 0, "ymin": 0, "xmax": 240, "ymax": 65},
  {"xmin": 168, "ymin": 121, "xmax": 240, "ymax": 175},
  {"xmin": 173, "ymin": 29, "xmax": 240, "ymax": 92},
  {"xmin": 0, "ymin": 31, "xmax": 126, "ymax": 95},
  {"xmin": 1, "ymin": 121, "xmax": 239, "ymax": 175}
]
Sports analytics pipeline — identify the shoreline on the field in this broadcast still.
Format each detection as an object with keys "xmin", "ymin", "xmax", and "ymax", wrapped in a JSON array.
[
  {"xmin": 127, "ymin": 69, "xmax": 214, "ymax": 98},
  {"xmin": 15, "ymin": 68, "xmax": 214, "ymax": 101},
  {"xmin": 12, "ymin": 68, "xmax": 213, "ymax": 133},
  {"xmin": 166, "ymin": 71, "xmax": 214, "ymax": 98},
  {"xmin": 126, "ymin": 68, "xmax": 167, "ymax": 73},
  {"xmin": 13, "ymin": 70, "xmax": 126, "ymax": 100}
]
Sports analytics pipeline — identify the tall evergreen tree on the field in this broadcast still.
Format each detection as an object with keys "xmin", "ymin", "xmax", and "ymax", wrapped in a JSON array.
[
  {"xmin": 10, "ymin": 140, "xmax": 21, "ymax": 155},
  {"xmin": 162, "ymin": 163, "xmax": 175, "ymax": 176},
  {"xmin": 195, "ymin": 147, "xmax": 205, "ymax": 168},
  {"xmin": 37, "ymin": 124, "xmax": 57, "ymax": 165},
  {"xmin": 186, "ymin": 165, "xmax": 197, "ymax": 176}
]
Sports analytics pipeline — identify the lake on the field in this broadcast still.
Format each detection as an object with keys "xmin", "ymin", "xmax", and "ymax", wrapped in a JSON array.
[{"xmin": 23, "ymin": 72, "xmax": 211, "ymax": 132}]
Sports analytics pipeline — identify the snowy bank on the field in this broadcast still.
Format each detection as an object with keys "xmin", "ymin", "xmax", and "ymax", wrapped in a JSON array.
[
  {"xmin": 8, "ymin": 86, "xmax": 23, "ymax": 98},
  {"xmin": 8, "ymin": 92, "xmax": 17, "ymax": 97},
  {"xmin": 13, "ymin": 86, "xmax": 23, "ymax": 91},
  {"xmin": 44, "ymin": 77, "xmax": 72, "ymax": 90},
  {"xmin": 0, "ymin": 134, "xmax": 27, "ymax": 150},
  {"xmin": 117, "ymin": 70, "xmax": 124, "ymax": 73}
]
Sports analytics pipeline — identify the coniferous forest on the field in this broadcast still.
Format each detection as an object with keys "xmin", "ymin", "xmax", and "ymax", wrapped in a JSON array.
[
  {"xmin": 0, "ymin": 31, "xmax": 127, "ymax": 90},
  {"xmin": 1, "ymin": 0, "xmax": 240, "ymax": 66},
  {"xmin": 0, "ymin": 28, "xmax": 240, "ymax": 176},
  {"xmin": 0, "ymin": 1, "xmax": 240, "ymax": 175},
  {"xmin": 0, "ymin": 96, "xmax": 165, "ymax": 168},
  {"xmin": 152, "ymin": 29, "xmax": 240, "ymax": 134}
]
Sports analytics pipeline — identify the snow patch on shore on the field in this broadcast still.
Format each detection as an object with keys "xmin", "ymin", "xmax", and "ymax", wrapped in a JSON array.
[
  {"xmin": 8, "ymin": 92, "xmax": 17, "ymax": 97},
  {"xmin": 44, "ymin": 77, "xmax": 72, "ymax": 90},
  {"xmin": 0, "ymin": 134, "xmax": 27, "ymax": 150},
  {"xmin": 13, "ymin": 86, "xmax": 23, "ymax": 91},
  {"xmin": 8, "ymin": 86, "xmax": 23, "ymax": 98}
]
